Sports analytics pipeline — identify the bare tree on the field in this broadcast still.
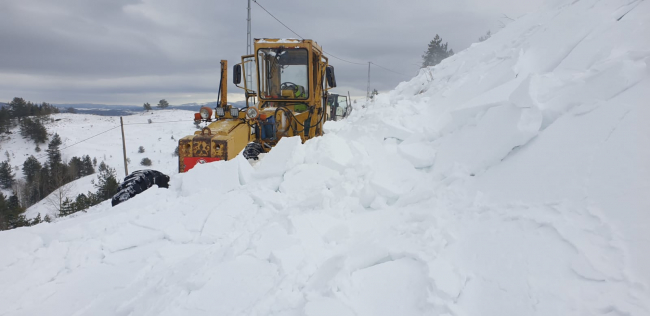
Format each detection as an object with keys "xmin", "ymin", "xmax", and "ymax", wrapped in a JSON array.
[
  {"xmin": 45, "ymin": 170, "xmax": 76, "ymax": 215},
  {"xmin": 12, "ymin": 179, "xmax": 28, "ymax": 208}
]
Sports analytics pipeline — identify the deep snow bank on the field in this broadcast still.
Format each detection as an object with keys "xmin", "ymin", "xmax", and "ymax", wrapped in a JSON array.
[{"xmin": 1, "ymin": 0, "xmax": 649, "ymax": 315}]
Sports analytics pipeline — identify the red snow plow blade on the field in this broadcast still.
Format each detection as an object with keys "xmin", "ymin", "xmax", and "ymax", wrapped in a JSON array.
[{"xmin": 183, "ymin": 157, "xmax": 221, "ymax": 172}]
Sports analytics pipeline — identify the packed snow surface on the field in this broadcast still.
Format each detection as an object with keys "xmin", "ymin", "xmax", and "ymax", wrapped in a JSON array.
[{"xmin": 1, "ymin": 0, "xmax": 649, "ymax": 315}]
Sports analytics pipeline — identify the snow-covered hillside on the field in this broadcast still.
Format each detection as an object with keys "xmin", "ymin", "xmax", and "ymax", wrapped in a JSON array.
[
  {"xmin": 1, "ymin": 110, "xmax": 195, "ymax": 218},
  {"xmin": 1, "ymin": 0, "xmax": 649, "ymax": 315}
]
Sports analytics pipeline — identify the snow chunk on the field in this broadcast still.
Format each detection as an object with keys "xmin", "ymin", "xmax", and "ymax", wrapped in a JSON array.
[
  {"xmin": 306, "ymin": 134, "xmax": 354, "ymax": 172},
  {"xmin": 433, "ymin": 103, "xmax": 541, "ymax": 176},
  {"xmin": 346, "ymin": 258, "xmax": 431, "ymax": 315},
  {"xmin": 255, "ymin": 136, "xmax": 305, "ymax": 179},
  {"xmin": 305, "ymin": 298, "xmax": 355, "ymax": 316},
  {"xmin": 178, "ymin": 158, "xmax": 241, "ymax": 196},
  {"xmin": 397, "ymin": 138, "xmax": 436, "ymax": 168}
]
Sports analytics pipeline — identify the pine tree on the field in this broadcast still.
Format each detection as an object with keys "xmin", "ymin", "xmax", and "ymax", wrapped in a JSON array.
[
  {"xmin": 9, "ymin": 97, "xmax": 28, "ymax": 119},
  {"xmin": 47, "ymin": 133, "xmax": 63, "ymax": 168},
  {"xmin": 421, "ymin": 34, "xmax": 454, "ymax": 68},
  {"xmin": 157, "ymin": 99, "xmax": 169, "ymax": 109},
  {"xmin": 69, "ymin": 156, "xmax": 82, "ymax": 179},
  {"xmin": 0, "ymin": 160, "xmax": 15, "ymax": 189},
  {"xmin": 98, "ymin": 161, "xmax": 108, "ymax": 173},
  {"xmin": 40, "ymin": 165, "xmax": 51, "ymax": 197},
  {"xmin": 9, "ymin": 214, "xmax": 30, "ymax": 229},
  {"xmin": 0, "ymin": 107, "xmax": 11, "ymax": 133},
  {"xmin": 7, "ymin": 193, "xmax": 20, "ymax": 211},
  {"xmin": 5, "ymin": 192, "xmax": 28, "ymax": 229},
  {"xmin": 94, "ymin": 162, "xmax": 119, "ymax": 200},
  {"xmin": 59, "ymin": 197, "xmax": 75, "ymax": 217},
  {"xmin": 81, "ymin": 155, "xmax": 94, "ymax": 176},
  {"xmin": 478, "ymin": 30, "xmax": 492, "ymax": 42},
  {"xmin": 31, "ymin": 213, "xmax": 42, "ymax": 225},
  {"xmin": 369, "ymin": 89, "xmax": 379, "ymax": 100},
  {"xmin": 75, "ymin": 193, "xmax": 89, "ymax": 211},
  {"xmin": 23, "ymin": 156, "xmax": 42, "ymax": 184},
  {"xmin": 143, "ymin": 102, "xmax": 152, "ymax": 111},
  {"xmin": 85, "ymin": 191, "xmax": 100, "ymax": 207},
  {"xmin": 25, "ymin": 182, "xmax": 41, "ymax": 206},
  {"xmin": 0, "ymin": 192, "xmax": 7, "ymax": 230}
]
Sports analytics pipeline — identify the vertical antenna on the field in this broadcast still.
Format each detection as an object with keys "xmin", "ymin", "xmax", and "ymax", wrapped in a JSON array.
[
  {"xmin": 246, "ymin": 0, "xmax": 254, "ymax": 99},
  {"xmin": 247, "ymin": 0, "xmax": 252, "ymax": 55}
]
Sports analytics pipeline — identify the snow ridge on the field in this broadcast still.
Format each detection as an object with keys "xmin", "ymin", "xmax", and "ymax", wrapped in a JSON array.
[{"xmin": 1, "ymin": 0, "xmax": 649, "ymax": 315}]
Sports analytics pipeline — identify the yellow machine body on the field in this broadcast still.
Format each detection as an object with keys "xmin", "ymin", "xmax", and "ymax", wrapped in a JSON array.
[
  {"xmin": 178, "ymin": 120, "xmax": 250, "ymax": 172},
  {"xmin": 178, "ymin": 38, "xmax": 334, "ymax": 172}
]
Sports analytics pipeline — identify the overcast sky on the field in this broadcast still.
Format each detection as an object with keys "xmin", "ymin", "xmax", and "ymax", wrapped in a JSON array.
[{"xmin": 0, "ymin": 0, "xmax": 543, "ymax": 106}]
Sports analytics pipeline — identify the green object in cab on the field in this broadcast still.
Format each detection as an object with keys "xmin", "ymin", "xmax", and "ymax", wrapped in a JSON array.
[{"xmin": 294, "ymin": 104, "xmax": 308, "ymax": 112}]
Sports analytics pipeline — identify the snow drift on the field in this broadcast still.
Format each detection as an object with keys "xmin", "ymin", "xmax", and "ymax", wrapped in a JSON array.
[{"xmin": 1, "ymin": 0, "xmax": 649, "ymax": 315}]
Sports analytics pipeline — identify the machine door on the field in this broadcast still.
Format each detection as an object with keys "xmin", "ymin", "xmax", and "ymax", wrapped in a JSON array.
[{"xmin": 335, "ymin": 96, "xmax": 348, "ymax": 118}]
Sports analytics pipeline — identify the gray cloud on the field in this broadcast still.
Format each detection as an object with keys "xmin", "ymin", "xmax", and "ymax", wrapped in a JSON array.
[{"xmin": 0, "ymin": 0, "xmax": 543, "ymax": 105}]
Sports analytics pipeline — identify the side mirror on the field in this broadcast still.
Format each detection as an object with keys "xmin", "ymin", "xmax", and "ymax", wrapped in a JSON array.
[
  {"xmin": 326, "ymin": 66, "xmax": 337, "ymax": 88},
  {"xmin": 233, "ymin": 64, "xmax": 242, "ymax": 85}
]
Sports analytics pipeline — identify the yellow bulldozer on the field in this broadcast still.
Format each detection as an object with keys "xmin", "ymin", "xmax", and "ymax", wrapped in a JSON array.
[{"xmin": 178, "ymin": 38, "xmax": 337, "ymax": 173}]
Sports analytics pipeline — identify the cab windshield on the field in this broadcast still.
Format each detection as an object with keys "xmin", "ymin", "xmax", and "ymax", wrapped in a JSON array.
[{"xmin": 257, "ymin": 48, "xmax": 309, "ymax": 100}]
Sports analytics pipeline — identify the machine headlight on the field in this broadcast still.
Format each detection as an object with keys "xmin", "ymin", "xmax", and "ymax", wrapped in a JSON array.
[
  {"xmin": 199, "ymin": 107, "xmax": 212, "ymax": 120},
  {"xmin": 246, "ymin": 107, "xmax": 259, "ymax": 120},
  {"xmin": 215, "ymin": 107, "xmax": 225, "ymax": 117},
  {"xmin": 230, "ymin": 108, "xmax": 239, "ymax": 118}
]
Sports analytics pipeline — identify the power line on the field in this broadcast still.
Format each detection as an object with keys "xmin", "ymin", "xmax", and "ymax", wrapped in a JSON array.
[
  {"xmin": 29, "ymin": 118, "xmax": 210, "ymax": 161},
  {"xmin": 323, "ymin": 51, "xmax": 367, "ymax": 66},
  {"xmin": 253, "ymin": 0, "xmax": 366, "ymax": 66},
  {"xmin": 251, "ymin": 0, "xmax": 410, "ymax": 79},
  {"xmin": 252, "ymin": 0, "xmax": 304, "ymax": 39},
  {"xmin": 370, "ymin": 62, "xmax": 410, "ymax": 77},
  {"xmin": 123, "ymin": 119, "xmax": 197, "ymax": 125},
  {"xmin": 34, "ymin": 125, "xmax": 121, "ymax": 160}
]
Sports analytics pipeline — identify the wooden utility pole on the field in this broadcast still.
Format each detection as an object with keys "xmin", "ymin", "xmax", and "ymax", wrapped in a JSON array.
[
  {"xmin": 120, "ymin": 117, "xmax": 129, "ymax": 177},
  {"xmin": 221, "ymin": 60, "xmax": 228, "ymax": 107},
  {"xmin": 366, "ymin": 62, "xmax": 371, "ymax": 102}
]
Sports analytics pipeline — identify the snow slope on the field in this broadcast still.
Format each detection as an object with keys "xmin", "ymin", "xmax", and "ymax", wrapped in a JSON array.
[
  {"xmin": 0, "ymin": 110, "xmax": 195, "ymax": 218},
  {"xmin": 1, "ymin": 0, "xmax": 649, "ymax": 315}
]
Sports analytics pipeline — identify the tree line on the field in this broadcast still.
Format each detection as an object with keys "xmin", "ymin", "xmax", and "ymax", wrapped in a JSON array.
[
  {"xmin": 0, "ymin": 97, "xmax": 120, "ymax": 230},
  {"xmin": 0, "ymin": 97, "xmax": 59, "ymax": 134},
  {"xmin": 420, "ymin": 31, "xmax": 492, "ymax": 69},
  {"xmin": 0, "ymin": 133, "xmax": 120, "ymax": 230},
  {"xmin": 143, "ymin": 99, "xmax": 169, "ymax": 111}
]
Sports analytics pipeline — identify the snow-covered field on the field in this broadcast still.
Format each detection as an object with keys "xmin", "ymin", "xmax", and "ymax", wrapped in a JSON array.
[
  {"xmin": 1, "ymin": 0, "xmax": 649, "ymax": 315},
  {"xmin": 1, "ymin": 110, "xmax": 196, "ymax": 218}
]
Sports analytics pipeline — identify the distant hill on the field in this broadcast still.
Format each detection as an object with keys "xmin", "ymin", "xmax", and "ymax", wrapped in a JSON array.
[{"xmin": 53, "ymin": 101, "xmax": 247, "ymax": 116}]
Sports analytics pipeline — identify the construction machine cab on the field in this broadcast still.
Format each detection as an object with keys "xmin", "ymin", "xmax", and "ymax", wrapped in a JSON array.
[
  {"xmin": 326, "ymin": 94, "xmax": 351, "ymax": 121},
  {"xmin": 257, "ymin": 47, "xmax": 309, "ymax": 99},
  {"xmin": 234, "ymin": 38, "xmax": 334, "ymax": 148}
]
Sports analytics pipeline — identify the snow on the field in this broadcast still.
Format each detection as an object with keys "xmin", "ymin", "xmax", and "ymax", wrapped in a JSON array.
[
  {"xmin": 0, "ymin": 109, "xmax": 197, "ymax": 219},
  {"xmin": 1, "ymin": 0, "xmax": 649, "ymax": 315},
  {"xmin": 257, "ymin": 38, "xmax": 303, "ymax": 44}
]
